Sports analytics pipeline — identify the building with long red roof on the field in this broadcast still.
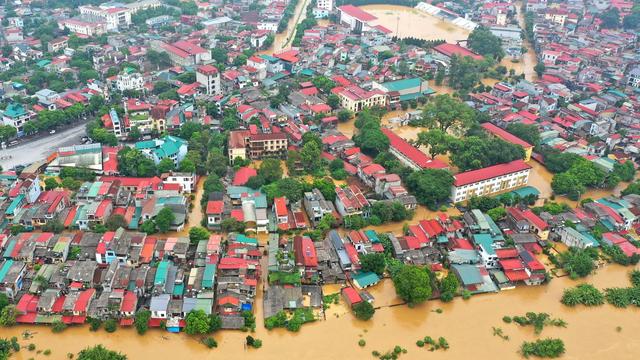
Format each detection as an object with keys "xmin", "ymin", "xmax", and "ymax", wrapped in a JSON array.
[
  {"xmin": 481, "ymin": 123, "xmax": 533, "ymax": 161},
  {"xmin": 451, "ymin": 160, "xmax": 531, "ymax": 203},
  {"xmin": 382, "ymin": 128, "xmax": 448, "ymax": 170}
]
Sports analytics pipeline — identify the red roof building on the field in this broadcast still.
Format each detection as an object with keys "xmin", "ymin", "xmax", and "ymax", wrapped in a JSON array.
[
  {"xmin": 433, "ymin": 43, "xmax": 483, "ymax": 61},
  {"xmin": 293, "ymin": 235, "xmax": 318, "ymax": 268},
  {"xmin": 452, "ymin": 160, "xmax": 532, "ymax": 203},
  {"xmin": 382, "ymin": 128, "xmax": 448, "ymax": 170}
]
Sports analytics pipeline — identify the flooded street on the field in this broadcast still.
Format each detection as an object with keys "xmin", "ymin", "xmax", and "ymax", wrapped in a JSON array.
[
  {"xmin": 362, "ymin": 5, "xmax": 470, "ymax": 43},
  {"xmin": 258, "ymin": 0, "xmax": 310, "ymax": 55},
  {"xmin": 3, "ymin": 264, "xmax": 640, "ymax": 359}
]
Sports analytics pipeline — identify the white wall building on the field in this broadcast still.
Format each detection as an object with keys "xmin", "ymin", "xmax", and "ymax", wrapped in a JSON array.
[
  {"xmin": 163, "ymin": 172, "xmax": 196, "ymax": 193},
  {"xmin": 79, "ymin": 5, "xmax": 132, "ymax": 31},
  {"xmin": 451, "ymin": 160, "xmax": 531, "ymax": 203},
  {"xmin": 113, "ymin": 72, "xmax": 145, "ymax": 92},
  {"xmin": 196, "ymin": 65, "xmax": 221, "ymax": 95}
]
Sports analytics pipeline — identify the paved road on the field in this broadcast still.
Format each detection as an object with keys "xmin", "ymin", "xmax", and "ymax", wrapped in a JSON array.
[{"xmin": 0, "ymin": 123, "xmax": 88, "ymax": 170}]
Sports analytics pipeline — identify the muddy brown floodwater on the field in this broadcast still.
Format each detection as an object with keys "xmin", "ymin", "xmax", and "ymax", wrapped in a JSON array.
[
  {"xmin": 3, "ymin": 264, "xmax": 640, "ymax": 359},
  {"xmin": 362, "ymin": 5, "xmax": 470, "ymax": 44}
]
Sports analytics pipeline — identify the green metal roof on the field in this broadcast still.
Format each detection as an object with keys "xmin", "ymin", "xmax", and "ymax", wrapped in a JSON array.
[
  {"xmin": 173, "ymin": 282, "xmax": 184, "ymax": 296},
  {"xmin": 88, "ymin": 182, "xmax": 102, "ymax": 198},
  {"xmin": 382, "ymin": 78, "xmax": 425, "ymax": 92},
  {"xmin": 364, "ymin": 230, "xmax": 379, "ymax": 243},
  {"xmin": 473, "ymin": 234, "xmax": 495, "ymax": 255},
  {"xmin": 452, "ymin": 264, "xmax": 483, "ymax": 285},
  {"xmin": 202, "ymin": 264, "xmax": 216, "ymax": 289},
  {"xmin": 154, "ymin": 261, "xmax": 169, "ymax": 285},
  {"xmin": 2, "ymin": 240, "xmax": 16, "ymax": 259},
  {"xmin": 235, "ymin": 234, "xmax": 258, "ymax": 246},
  {"xmin": 0, "ymin": 260, "xmax": 14, "ymax": 282},
  {"xmin": 6, "ymin": 194, "xmax": 24, "ymax": 215},
  {"xmin": 3, "ymin": 103, "xmax": 27, "ymax": 118},
  {"xmin": 353, "ymin": 271, "xmax": 380, "ymax": 288}
]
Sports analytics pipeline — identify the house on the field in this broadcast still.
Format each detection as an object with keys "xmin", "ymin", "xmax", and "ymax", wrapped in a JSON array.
[
  {"xmin": 293, "ymin": 236, "xmax": 318, "ymax": 279},
  {"xmin": 162, "ymin": 172, "xmax": 196, "ymax": 193},
  {"xmin": 227, "ymin": 130, "xmax": 288, "ymax": 163},
  {"xmin": 335, "ymin": 185, "xmax": 370, "ymax": 219},
  {"xmin": 1, "ymin": 103, "xmax": 35, "ymax": 136},
  {"xmin": 371, "ymin": 78, "xmax": 435, "ymax": 105},
  {"xmin": 206, "ymin": 200, "xmax": 225, "ymax": 229},
  {"xmin": 451, "ymin": 160, "xmax": 531, "ymax": 203},
  {"xmin": 273, "ymin": 197, "xmax": 289, "ymax": 230},
  {"xmin": 341, "ymin": 286, "xmax": 362, "ymax": 307},
  {"xmin": 433, "ymin": 43, "xmax": 483, "ymax": 61},
  {"xmin": 303, "ymin": 189, "xmax": 337, "ymax": 226},
  {"xmin": 556, "ymin": 226, "xmax": 598, "ymax": 249},
  {"xmin": 135, "ymin": 136, "xmax": 188, "ymax": 166}
]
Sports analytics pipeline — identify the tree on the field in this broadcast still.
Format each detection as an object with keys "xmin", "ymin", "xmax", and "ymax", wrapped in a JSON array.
[
  {"xmin": 559, "ymin": 247, "xmax": 597, "ymax": 279},
  {"xmin": 486, "ymin": 207, "xmax": 507, "ymax": 221},
  {"xmin": 259, "ymin": 158, "xmax": 283, "ymax": 182},
  {"xmin": 140, "ymin": 220, "xmax": 157, "ymax": 234},
  {"xmin": 42, "ymin": 219, "xmax": 64, "ymax": 233},
  {"xmin": 415, "ymin": 129, "xmax": 452, "ymax": 158},
  {"xmin": 613, "ymin": 160, "xmax": 635, "ymax": 182},
  {"xmin": 406, "ymin": 169, "xmax": 454, "ymax": 209},
  {"xmin": 506, "ymin": 123, "xmax": 540, "ymax": 147},
  {"xmin": 623, "ymin": 11, "xmax": 640, "ymax": 29},
  {"xmin": 77, "ymin": 345, "xmax": 127, "ymax": 360},
  {"xmin": 467, "ymin": 26, "xmax": 504, "ymax": 60},
  {"xmin": 209, "ymin": 314, "xmax": 222, "ymax": 333},
  {"xmin": 104, "ymin": 318, "xmax": 117, "ymax": 332},
  {"xmin": 352, "ymin": 301, "xmax": 375, "ymax": 321},
  {"xmin": 134, "ymin": 309, "xmax": 151, "ymax": 335},
  {"xmin": 155, "ymin": 208, "xmax": 175, "ymax": 233},
  {"xmin": 117, "ymin": 148, "xmax": 157, "ymax": 177},
  {"xmin": 392, "ymin": 265, "xmax": 432, "ymax": 306},
  {"xmin": 220, "ymin": 218, "xmax": 245, "ymax": 233},
  {"xmin": 413, "ymin": 94, "xmax": 475, "ymax": 135},
  {"xmin": 189, "ymin": 227, "xmax": 210, "ymax": 244},
  {"xmin": 44, "ymin": 177, "xmax": 59, "ymax": 191},
  {"xmin": 0, "ymin": 305, "xmax": 17, "ymax": 327},
  {"xmin": 439, "ymin": 272, "xmax": 460, "ymax": 302},
  {"xmin": 157, "ymin": 158, "xmax": 175, "ymax": 174},
  {"xmin": 105, "ymin": 215, "xmax": 128, "ymax": 231},
  {"xmin": 300, "ymin": 141, "xmax": 322, "ymax": 174},
  {"xmin": 179, "ymin": 158, "xmax": 196, "ymax": 173},
  {"xmin": 0, "ymin": 294, "xmax": 8, "ymax": 313},
  {"xmin": 534, "ymin": 62, "xmax": 546, "ymax": 78},
  {"xmin": 185, "ymin": 310, "xmax": 210, "ymax": 335},
  {"xmin": 599, "ymin": 7, "xmax": 620, "ymax": 29},
  {"xmin": 327, "ymin": 94, "xmax": 341, "ymax": 109},
  {"xmin": 337, "ymin": 109, "xmax": 352, "ymax": 122},
  {"xmin": 359, "ymin": 253, "xmax": 386, "ymax": 276}
]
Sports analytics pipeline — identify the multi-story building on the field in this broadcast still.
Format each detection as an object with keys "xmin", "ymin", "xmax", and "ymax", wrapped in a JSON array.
[
  {"xmin": 160, "ymin": 40, "xmax": 212, "ymax": 67},
  {"xmin": 227, "ymin": 130, "xmax": 288, "ymax": 163},
  {"xmin": 135, "ymin": 135, "xmax": 188, "ymax": 166},
  {"xmin": 79, "ymin": 5, "xmax": 132, "ymax": 31},
  {"xmin": 57, "ymin": 18, "xmax": 106, "ymax": 36},
  {"xmin": 451, "ymin": 160, "xmax": 531, "ymax": 203},
  {"xmin": 1, "ymin": 103, "xmax": 35, "ymax": 136},
  {"xmin": 336, "ymin": 85, "xmax": 388, "ymax": 113},
  {"xmin": 196, "ymin": 65, "xmax": 221, "ymax": 95},
  {"xmin": 47, "ymin": 36, "xmax": 69, "ymax": 53},
  {"xmin": 162, "ymin": 172, "xmax": 196, "ymax": 193},
  {"xmin": 111, "ymin": 71, "xmax": 145, "ymax": 92},
  {"xmin": 317, "ymin": 0, "xmax": 333, "ymax": 11}
]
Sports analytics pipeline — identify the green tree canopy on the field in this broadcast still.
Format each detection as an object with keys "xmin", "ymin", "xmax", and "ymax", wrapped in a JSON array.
[
  {"xmin": 467, "ymin": 26, "xmax": 504, "ymax": 60},
  {"xmin": 392, "ymin": 265, "xmax": 432, "ymax": 306}
]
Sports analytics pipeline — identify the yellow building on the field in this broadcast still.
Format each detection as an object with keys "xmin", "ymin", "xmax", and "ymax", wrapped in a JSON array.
[{"xmin": 336, "ymin": 85, "xmax": 388, "ymax": 113}]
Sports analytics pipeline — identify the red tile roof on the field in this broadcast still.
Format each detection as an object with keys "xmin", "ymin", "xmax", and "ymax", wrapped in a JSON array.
[
  {"xmin": 294, "ymin": 235, "xmax": 318, "ymax": 267},
  {"xmin": 481, "ymin": 123, "xmax": 532, "ymax": 148},
  {"xmin": 382, "ymin": 129, "xmax": 448, "ymax": 169},
  {"xmin": 342, "ymin": 286, "xmax": 362, "ymax": 305},
  {"xmin": 338, "ymin": 5, "xmax": 377, "ymax": 21},
  {"xmin": 434, "ymin": 43, "xmax": 483, "ymax": 60},
  {"xmin": 206, "ymin": 200, "xmax": 224, "ymax": 215},
  {"xmin": 453, "ymin": 160, "xmax": 531, "ymax": 187}
]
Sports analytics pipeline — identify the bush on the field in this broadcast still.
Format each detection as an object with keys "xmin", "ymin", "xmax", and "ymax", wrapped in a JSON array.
[
  {"xmin": 51, "ymin": 320, "xmax": 67, "ymax": 333},
  {"xmin": 87, "ymin": 318, "xmax": 101, "ymax": 331},
  {"xmin": 44, "ymin": 349, "xmax": 51, "ymax": 356},
  {"xmin": 202, "ymin": 337, "xmax": 217, "ymax": 348},
  {"xmin": 28, "ymin": 343, "xmax": 36, "ymax": 351},
  {"xmin": 103, "ymin": 319, "xmax": 117, "ymax": 333},
  {"xmin": 358, "ymin": 339, "xmax": 366, "ymax": 347},
  {"xmin": 416, "ymin": 340, "xmax": 424, "ymax": 347},
  {"xmin": 605, "ymin": 287, "xmax": 632, "ymax": 308},
  {"xmin": 520, "ymin": 338, "xmax": 565, "ymax": 358},
  {"xmin": 561, "ymin": 284, "xmax": 604, "ymax": 307},
  {"xmin": 502, "ymin": 316, "xmax": 512, "ymax": 324}
]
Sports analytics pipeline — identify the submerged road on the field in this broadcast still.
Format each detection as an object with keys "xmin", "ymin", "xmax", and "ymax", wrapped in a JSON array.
[{"xmin": 0, "ymin": 122, "xmax": 87, "ymax": 170}]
